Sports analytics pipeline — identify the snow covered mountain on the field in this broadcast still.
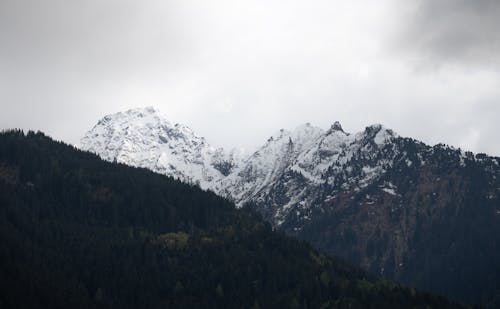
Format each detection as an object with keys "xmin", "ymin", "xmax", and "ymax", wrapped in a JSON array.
[
  {"xmin": 221, "ymin": 121, "xmax": 404, "ymax": 226},
  {"xmin": 219, "ymin": 118, "xmax": 499, "ymax": 305},
  {"xmin": 81, "ymin": 107, "xmax": 498, "ymax": 230},
  {"xmin": 219, "ymin": 123, "xmax": 325, "ymax": 208},
  {"xmin": 80, "ymin": 107, "xmax": 405, "ymax": 214},
  {"xmin": 80, "ymin": 107, "xmax": 242, "ymax": 191},
  {"xmin": 81, "ymin": 107, "xmax": 500, "ymax": 304}
]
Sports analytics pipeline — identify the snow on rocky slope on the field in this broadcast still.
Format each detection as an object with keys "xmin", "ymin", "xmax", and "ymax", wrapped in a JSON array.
[
  {"xmin": 80, "ymin": 107, "xmax": 498, "ymax": 229},
  {"xmin": 80, "ymin": 107, "xmax": 241, "ymax": 191},
  {"xmin": 219, "ymin": 123, "xmax": 325, "ymax": 205},
  {"xmin": 81, "ymin": 107, "xmax": 404, "ymax": 224},
  {"xmin": 222, "ymin": 121, "xmax": 402, "ymax": 225}
]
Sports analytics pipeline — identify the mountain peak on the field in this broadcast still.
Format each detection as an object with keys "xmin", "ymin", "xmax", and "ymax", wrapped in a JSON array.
[
  {"xmin": 327, "ymin": 121, "xmax": 345, "ymax": 134},
  {"xmin": 80, "ymin": 107, "xmax": 242, "ymax": 191},
  {"xmin": 332, "ymin": 121, "xmax": 343, "ymax": 130},
  {"xmin": 363, "ymin": 124, "xmax": 398, "ymax": 145},
  {"xmin": 292, "ymin": 122, "xmax": 322, "ymax": 133},
  {"xmin": 94, "ymin": 106, "xmax": 171, "ymax": 129},
  {"xmin": 126, "ymin": 106, "xmax": 160, "ymax": 115}
]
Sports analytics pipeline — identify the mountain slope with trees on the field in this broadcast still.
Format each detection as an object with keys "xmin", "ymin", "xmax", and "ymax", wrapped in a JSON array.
[{"xmin": 0, "ymin": 130, "xmax": 467, "ymax": 309}]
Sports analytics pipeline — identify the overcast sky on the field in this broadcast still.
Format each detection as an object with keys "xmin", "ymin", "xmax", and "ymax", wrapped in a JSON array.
[{"xmin": 1, "ymin": 0, "xmax": 499, "ymax": 155}]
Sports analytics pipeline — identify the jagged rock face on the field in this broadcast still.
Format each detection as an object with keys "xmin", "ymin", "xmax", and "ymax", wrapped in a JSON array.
[
  {"xmin": 81, "ymin": 107, "xmax": 500, "ymax": 305},
  {"xmin": 80, "ymin": 107, "xmax": 242, "ymax": 191},
  {"xmin": 224, "ymin": 123, "xmax": 402, "ymax": 226},
  {"xmin": 219, "ymin": 123, "xmax": 325, "ymax": 209}
]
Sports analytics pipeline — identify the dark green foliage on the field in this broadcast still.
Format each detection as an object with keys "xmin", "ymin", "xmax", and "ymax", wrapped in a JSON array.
[{"xmin": 0, "ymin": 130, "xmax": 467, "ymax": 308}]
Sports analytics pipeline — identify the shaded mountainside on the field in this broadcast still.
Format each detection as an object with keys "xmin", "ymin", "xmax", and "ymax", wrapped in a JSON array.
[
  {"xmin": 80, "ymin": 107, "xmax": 500, "ymax": 306},
  {"xmin": 0, "ymin": 130, "xmax": 467, "ymax": 309},
  {"xmin": 237, "ymin": 125, "xmax": 500, "ymax": 306},
  {"xmin": 283, "ymin": 138, "xmax": 500, "ymax": 307}
]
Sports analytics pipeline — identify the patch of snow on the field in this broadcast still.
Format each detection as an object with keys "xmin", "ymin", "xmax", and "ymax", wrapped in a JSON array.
[
  {"xmin": 374, "ymin": 128, "xmax": 391, "ymax": 145},
  {"xmin": 379, "ymin": 181, "xmax": 398, "ymax": 196},
  {"xmin": 382, "ymin": 188, "xmax": 397, "ymax": 195}
]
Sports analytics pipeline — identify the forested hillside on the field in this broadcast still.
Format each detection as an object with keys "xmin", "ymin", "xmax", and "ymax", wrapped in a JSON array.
[{"xmin": 0, "ymin": 130, "xmax": 467, "ymax": 308}]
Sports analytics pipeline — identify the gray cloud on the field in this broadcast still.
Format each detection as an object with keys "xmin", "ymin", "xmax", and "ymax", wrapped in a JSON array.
[{"xmin": 395, "ymin": 0, "xmax": 500, "ymax": 68}]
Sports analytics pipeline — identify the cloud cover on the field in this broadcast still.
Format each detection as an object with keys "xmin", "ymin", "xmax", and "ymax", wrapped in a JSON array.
[
  {"xmin": 1, "ymin": 0, "xmax": 499, "ymax": 155},
  {"xmin": 395, "ymin": 0, "xmax": 500, "ymax": 67}
]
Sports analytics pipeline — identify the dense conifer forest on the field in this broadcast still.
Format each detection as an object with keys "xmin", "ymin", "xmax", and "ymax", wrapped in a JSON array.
[{"xmin": 0, "ymin": 130, "xmax": 468, "ymax": 308}]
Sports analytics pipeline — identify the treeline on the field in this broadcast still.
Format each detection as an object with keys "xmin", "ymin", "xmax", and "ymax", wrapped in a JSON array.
[{"xmin": 0, "ymin": 130, "xmax": 468, "ymax": 308}]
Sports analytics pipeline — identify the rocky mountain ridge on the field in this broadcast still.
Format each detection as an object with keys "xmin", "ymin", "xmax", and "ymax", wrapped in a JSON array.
[{"xmin": 80, "ymin": 107, "xmax": 500, "ymax": 306}]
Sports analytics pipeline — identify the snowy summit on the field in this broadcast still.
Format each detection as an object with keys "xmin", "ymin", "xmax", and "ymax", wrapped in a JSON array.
[{"xmin": 80, "ymin": 107, "xmax": 242, "ymax": 191}]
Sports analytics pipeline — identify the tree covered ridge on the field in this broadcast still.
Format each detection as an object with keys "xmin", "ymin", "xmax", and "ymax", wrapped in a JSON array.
[{"xmin": 0, "ymin": 130, "xmax": 468, "ymax": 308}]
